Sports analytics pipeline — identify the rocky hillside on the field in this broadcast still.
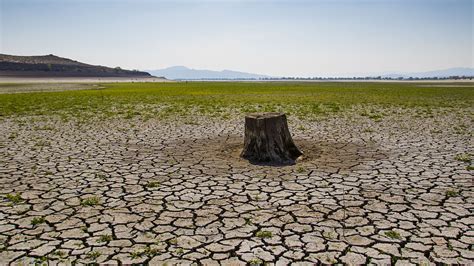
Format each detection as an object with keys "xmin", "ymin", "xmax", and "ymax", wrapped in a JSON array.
[{"xmin": 0, "ymin": 54, "xmax": 152, "ymax": 77}]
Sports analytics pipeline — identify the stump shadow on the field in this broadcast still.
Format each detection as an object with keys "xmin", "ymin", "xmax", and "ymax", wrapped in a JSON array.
[
  {"xmin": 190, "ymin": 136, "xmax": 388, "ymax": 170},
  {"xmin": 244, "ymin": 158, "xmax": 298, "ymax": 167}
]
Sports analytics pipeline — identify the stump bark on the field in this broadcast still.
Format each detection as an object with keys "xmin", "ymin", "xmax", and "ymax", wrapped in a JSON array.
[{"xmin": 241, "ymin": 112, "xmax": 302, "ymax": 164}]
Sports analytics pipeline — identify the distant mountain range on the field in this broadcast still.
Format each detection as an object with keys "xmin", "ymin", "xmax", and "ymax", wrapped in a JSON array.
[
  {"xmin": 0, "ymin": 54, "xmax": 152, "ymax": 78},
  {"xmin": 148, "ymin": 66, "xmax": 270, "ymax": 80},
  {"xmin": 148, "ymin": 66, "xmax": 473, "ymax": 80},
  {"xmin": 2, "ymin": 54, "xmax": 471, "ymax": 80},
  {"xmin": 381, "ymin": 67, "xmax": 474, "ymax": 79}
]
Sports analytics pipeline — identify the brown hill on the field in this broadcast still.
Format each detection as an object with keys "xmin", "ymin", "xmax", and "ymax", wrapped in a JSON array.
[{"xmin": 0, "ymin": 54, "xmax": 152, "ymax": 77}]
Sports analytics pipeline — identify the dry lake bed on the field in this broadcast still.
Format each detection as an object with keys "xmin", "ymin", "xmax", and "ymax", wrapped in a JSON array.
[{"xmin": 0, "ymin": 81, "xmax": 473, "ymax": 265}]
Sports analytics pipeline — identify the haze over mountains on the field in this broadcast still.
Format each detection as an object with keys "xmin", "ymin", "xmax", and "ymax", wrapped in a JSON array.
[
  {"xmin": 148, "ymin": 66, "xmax": 270, "ymax": 80},
  {"xmin": 0, "ymin": 54, "xmax": 472, "ymax": 80},
  {"xmin": 149, "ymin": 66, "xmax": 473, "ymax": 80},
  {"xmin": 381, "ymin": 68, "xmax": 474, "ymax": 79}
]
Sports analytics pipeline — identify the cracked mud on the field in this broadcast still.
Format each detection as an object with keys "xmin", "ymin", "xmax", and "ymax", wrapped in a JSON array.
[{"xmin": 0, "ymin": 110, "xmax": 473, "ymax": 265}]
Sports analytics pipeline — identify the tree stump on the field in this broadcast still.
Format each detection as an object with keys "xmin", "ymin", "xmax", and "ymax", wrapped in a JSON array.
[{"xmin": 241, "ymin": 112, "xmax": 302, "ymax": 164}]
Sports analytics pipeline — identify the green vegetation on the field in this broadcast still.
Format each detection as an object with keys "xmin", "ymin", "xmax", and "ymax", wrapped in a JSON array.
[
  {"xmin": 95, "ymin": 173, "xmax": 107, "ymax": 180},
  {"xmin": 97, "ymin": 234, "xmax": 112, "ymax": 242},
  {"xmin": 0, "ymin": 240, "xmax": 7, "ymax": 251},
  {"xmin": 35, "ymin": 140, "xmax": 50, "ymax": 147},
  {"xmin": 80, "ymin": 196, "xmax": 101, "ymax": 207},
  {"xmin": 168, "ymin": 238, "xmax": 178, "ymax": 245},
  {"xmin": 255, "ymin": 230, "xmax": 273, "ymax": 238},
  {"xmin": 360, "ymin": 110, "xmax": 384, "ymax": 121},
  {"xmin": 31, "ymin": 216, "xmax": 46, "ymax": 226},
  {"xmin": 146, "ymin": 181, "xmax": 160, "ymax": 188},
  {"xmin": 455, "ymin": 154, "xmax": 472, "ymax": 163},
  {"xmin": 33, "ymin": 256, "xmax": 48, "ymax": 266},
  {"xmin": 244, "ymin": 217, "xmax": 253, "ymax": 225},
  {"xmin": 5, "ymin": 193, "xmax": 22, "ymax": 204},
  {"xmin": 446, "ymin": 190, "xmax": 459, "ymax": 197},
  {"xmin": 52, "ymin": 250, "xmax": 66, "ymax": 258},
  {"xmin": 447, "ymin": 242, "xmax": 454, "ymax": 251},
  {"xmin": 144, "ymin": 246, "xmax": 161, "ymax": 256},
  {"xmin": 130, "ymin": 246, "xmax": 161, "ymax": 259},
  {"xmin": 384, "ymin": 230, "xmax": 402, "ymax": 239},
  {"xmin": 296, "ymin": 166, "xmax": 306, "ymax": 173},
  {"xmin": 175, "ymin": 248, "xmax": 184, "ymax": 255},
  {"xmin": 8, "ymin": 132, "xmax": 18, "ymax": 139},
  {"xmin": 1, "ymin": 82, "xmax": 472, "ymax": 121},
  {"xmin": 86, "ymin": 251, "xmax": 101, "ymax": 260},
  {"xmin": 249, "ymin": 258, "xmax": 264, "ymax": 265},
  {"xmin": 391, "ymin": 256, "xmax": 401, "ymax": 265},
  {"xmin": 130, "ymin": 250, "xmax": 142, "ymax": 259}
]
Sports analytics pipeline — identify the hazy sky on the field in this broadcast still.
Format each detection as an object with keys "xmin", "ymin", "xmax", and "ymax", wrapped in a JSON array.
[{"xmin": 1, "ymin": 0, "xmax": 472, "ymax": 76}]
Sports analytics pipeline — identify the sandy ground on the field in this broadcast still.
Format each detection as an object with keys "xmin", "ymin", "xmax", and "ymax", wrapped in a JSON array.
[
  {"xmin": 0, "ymin": 77, "xmax": 172, "ymax": 94},
  {"xmin": 0, "ymin": 76, "xmax": 170, "ymax": 84}
]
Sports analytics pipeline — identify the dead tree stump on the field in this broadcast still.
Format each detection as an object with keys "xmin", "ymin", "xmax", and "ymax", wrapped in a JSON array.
[{"xmin": 241, "ymin": 112, "xmax": 302, "ymax": 164}]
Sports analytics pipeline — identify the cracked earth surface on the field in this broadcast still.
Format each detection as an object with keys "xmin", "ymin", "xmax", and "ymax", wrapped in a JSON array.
[{"xmin": 0, "ymin": 110, "xmax": 473, "ymax": 265}]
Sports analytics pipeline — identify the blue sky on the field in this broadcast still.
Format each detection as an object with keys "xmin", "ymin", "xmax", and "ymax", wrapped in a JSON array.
[{"xmin": 0, "ymin": 0, "xmax": 472, "ymax": 76}]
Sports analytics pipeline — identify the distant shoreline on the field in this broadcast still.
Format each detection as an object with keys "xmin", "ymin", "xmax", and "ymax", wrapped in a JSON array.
[
  {"xmin": 173, "ymin": 79, "xmax": 474, "ymax": 83},
  {"xmin": 0, "ymin": 76, "xmax": 472, "ymax": 84},
  {"xmin": 0, "ymin": 76, "xmax": 170, "ymax": 83}
]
